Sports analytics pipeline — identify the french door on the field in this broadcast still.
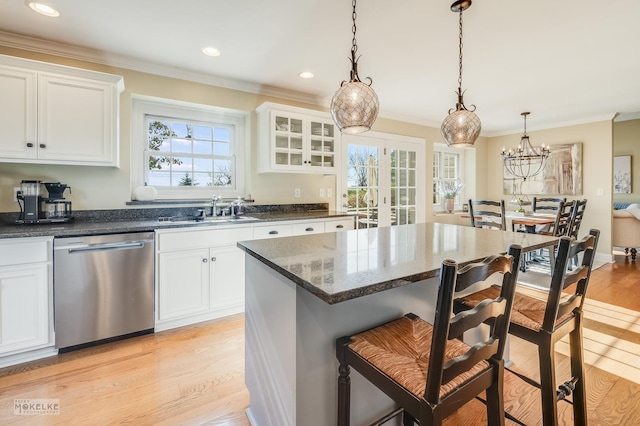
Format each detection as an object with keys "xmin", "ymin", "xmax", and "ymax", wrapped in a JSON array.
[{"xmin": 340, "ymin": 132, "xmax": 425, "ymax": 228}]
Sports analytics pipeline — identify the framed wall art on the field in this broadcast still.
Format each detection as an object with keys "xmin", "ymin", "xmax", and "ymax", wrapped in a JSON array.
[
  {"xmin": 503, "ymin": 142, "xmax": 583, "ymax": 196},
  {"xmin": 614, "ymin": 155, "xmax": 632, "ymax": 194}
]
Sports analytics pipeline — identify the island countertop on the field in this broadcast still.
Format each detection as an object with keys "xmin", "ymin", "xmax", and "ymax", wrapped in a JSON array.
[{"xmin": 238, "ymin": 222, "xmax": 557, "ymax": 304}]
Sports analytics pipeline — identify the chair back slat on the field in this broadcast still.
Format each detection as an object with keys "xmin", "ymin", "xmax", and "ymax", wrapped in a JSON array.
[
  {"xmin": 424, "ymin": 245, "xmax": 522, "ymax": 402},
  {"xmin": 468, "ymin": 199, "xmax": 506, "ymax": 231},
  {"xmin": 533, "ymin": 197, "xmax": 566, "ymax": 213},
  {"xmin": 541, "ymin": 229, "xmax": 600, "ymax": 332}
]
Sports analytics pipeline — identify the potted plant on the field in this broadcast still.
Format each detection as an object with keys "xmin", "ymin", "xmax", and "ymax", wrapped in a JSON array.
[{"xmin": 438, "ymin": 180, "xmax": 464, "ymax": 213}]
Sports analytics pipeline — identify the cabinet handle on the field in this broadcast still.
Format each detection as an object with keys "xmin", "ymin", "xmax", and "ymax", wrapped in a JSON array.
[
  {"xmin": 211, "ymin": 257, "xmax": 216, "ymax": 262},
  {"xmin": 336, "ymin": 225, "xmax": 344, "ymax": 229},
  {"xmin": 26, "ymin": 142, "xmax": 34, "ymax": 148},
  {"xmin": 202, "ymin": 258, "xmax": 208, "ymax": 263},
  {"xmin": 268, "ymin": 230, "xmax": 279, "ymax": 235},
  {"xmin": 305, "ymin": 227, "xmax": 314, "ymax": 232},
  {"xmin": 39, "ymin": 143, "xmax": 46, "ymax": 148}
]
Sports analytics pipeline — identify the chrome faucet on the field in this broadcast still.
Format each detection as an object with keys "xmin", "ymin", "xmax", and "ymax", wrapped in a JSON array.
[{"xmin": 211, "ymin": 195, "xmax": 221, "ymax": 216}]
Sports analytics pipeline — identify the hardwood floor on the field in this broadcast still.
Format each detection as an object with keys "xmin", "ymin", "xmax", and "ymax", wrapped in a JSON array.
[{"xmin": 0, "ymin": 254, "xmax": 638, "ymax": 425}]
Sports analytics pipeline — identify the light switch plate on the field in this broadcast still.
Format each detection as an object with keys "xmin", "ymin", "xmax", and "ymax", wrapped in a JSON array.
[
  {"xmin": 319, "ymin": 188, "xmax": 325, "ymax": 197},
  {"xmin": 294, "ymin": 188, "xmax": 301, "ymax": 197},
  {"xmin": 327, "ymin": 188, "xmax": 333, "ymax": 197}
]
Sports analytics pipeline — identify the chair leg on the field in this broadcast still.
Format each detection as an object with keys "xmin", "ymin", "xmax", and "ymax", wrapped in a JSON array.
[
  {"xmin": 337, "ymin": 363, "xmax": 351, "ymax": 426},
  {"xmin": 538, "ymin": 338, "xmax": 559, "ymax": 426},
  {"xmin": 570, "ymin": 319, "xmax": 588, "ymax": 425},
  {"xmin": 403, "ymin": 411, "xmax": 417, "ymax": 426},
  {"xmin": 485, "ymin": 361, "xmax": 506, "ymax": 426}
]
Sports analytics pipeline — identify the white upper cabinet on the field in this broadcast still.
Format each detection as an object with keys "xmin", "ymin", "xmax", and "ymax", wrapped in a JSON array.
[
  {"xmin": 0, "ymin": 55, "xmax": 124, "ymax": 167},
  {"xmin": 256, "ymin": 102, "xmax": 339, "ymax": 174}
]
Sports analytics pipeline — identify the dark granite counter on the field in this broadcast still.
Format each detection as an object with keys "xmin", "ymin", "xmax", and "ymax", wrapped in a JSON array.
[
  {"xmin": 237, "ymin": 222, "xmax": 558, "ymax": 304},
  {"xmin": 0, "ymin": 207, "xmax": 350, "ymax": 239}
]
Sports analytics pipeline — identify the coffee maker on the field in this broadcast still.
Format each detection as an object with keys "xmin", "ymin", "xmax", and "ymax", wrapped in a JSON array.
[{"xmin": 16, "ymin": 180, "xmax": 72, "ymax": 224}]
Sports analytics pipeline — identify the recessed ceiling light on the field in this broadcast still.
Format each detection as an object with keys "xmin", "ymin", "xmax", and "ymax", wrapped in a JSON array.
[
  {"xmin": 299, "ymin": 71, "xmax": 314, "ymax": 79},
  {"xmin": 202, "ymin": 47, "xmax": 221, "ymax": 57},
  {"xmin": 26, "ymin": 2, "xmax": 60, "ymax": 17}
]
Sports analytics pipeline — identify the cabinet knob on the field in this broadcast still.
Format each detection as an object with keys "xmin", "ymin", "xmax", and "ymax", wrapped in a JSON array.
[
  {"xmin": 39, "ymin": 143, "xmax": 46, "ymax": 149},
  {"xmin": 211, "ymin": 257, "xmax": 216, "ymax": 262},
  {"xmin": 305, "ymin": 227, "xmax": 314, "ymax": 232},
  {"xmin": 336, "ymin": 225, "xmax": 344, "ymax": 229},
  {"xmin": 202, "ymin": 258, "xmax": 208, "ymax": 263},
  {"xmin": 26, "ymin": 142, "xmax": 34, "ymax": 148},
  {"xmin": 268, "ymin": 230, "xmax": 279, "ymax": 235}
]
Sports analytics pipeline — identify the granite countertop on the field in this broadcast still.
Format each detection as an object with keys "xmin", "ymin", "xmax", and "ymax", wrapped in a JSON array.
[
  {"xmin": 0, "ymin": 209, "xmax": 350, "ymax": 239},
  {"xmin": 237, "ymin": 222, "xmax": 558, "ymax": 305}
]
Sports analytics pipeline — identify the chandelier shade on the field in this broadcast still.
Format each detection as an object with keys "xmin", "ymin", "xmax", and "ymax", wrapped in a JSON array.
[
  {"xmin": 330, "ymin": 0, "xmax": 379, "ymax": 134},
  {"xmin": 441, "ymin": 0, "xmax": 481, "ymax": 148},
  {"xmin": 501, "ymin": 112, "xmax": 550, "ymax": 181},
  {"xmin": 331, "ymin": 80, "xmax": 379, "ymax": 134}
]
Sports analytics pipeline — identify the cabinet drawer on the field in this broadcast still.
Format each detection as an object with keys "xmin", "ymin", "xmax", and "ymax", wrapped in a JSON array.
[
  {"xmin": 253, "ymin": 223, "xmax": 292, "ymax": 240},
  {"xmin": 158, "ymin": 226, "xmax": 252, "ymax": 251},
  {"xmin": 292, "ymin": 221, "xmax": 325, "ymax": 236},
  {"xmin": 325, "ymin": 217, "xmax": 355, "ymax": 232},
  {"xmin": 0, "ymin": 238, "xmax": 50, "ymax": 267}
]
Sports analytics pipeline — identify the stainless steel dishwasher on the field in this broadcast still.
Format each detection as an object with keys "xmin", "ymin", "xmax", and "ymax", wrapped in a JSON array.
[{"xmin": 53, "ymin": 232, "xmax": 155, "ymax": 350}]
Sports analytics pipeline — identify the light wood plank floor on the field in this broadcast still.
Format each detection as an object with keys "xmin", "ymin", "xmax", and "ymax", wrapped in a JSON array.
[{"xmin": 0, "ymin": 254, "xmax": 638, "ymax": 425}]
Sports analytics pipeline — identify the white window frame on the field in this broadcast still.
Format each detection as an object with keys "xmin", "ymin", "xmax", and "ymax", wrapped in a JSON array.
[
  {"xmin": 131, "ymin": 95, "xmax": 248, "ymax": 200},
  {"xmin": 433, "ymin": 143, "xmax": 465, "ymax": 212}
]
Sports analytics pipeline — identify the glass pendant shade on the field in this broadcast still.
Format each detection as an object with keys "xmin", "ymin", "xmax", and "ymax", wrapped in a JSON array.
[
  {"xmin": 330, "ymin": 81, "xmax": 379, "ymax": 134},
  {"xmin": 441, "ymin": 107, "xmax": 481, "ymax": 148}
]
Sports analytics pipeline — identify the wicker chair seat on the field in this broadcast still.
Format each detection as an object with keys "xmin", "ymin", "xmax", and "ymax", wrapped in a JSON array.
[{"xmin": 349, "ymin": 316, "xmax": 489, "ymax": 399}]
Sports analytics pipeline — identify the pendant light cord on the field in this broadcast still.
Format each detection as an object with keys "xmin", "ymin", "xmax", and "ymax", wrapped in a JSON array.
[
  {"xmin": 458, "ymin": 8, "xmax": 464, "ymax": 92},
  {"xmin": 351, "ymin": 0, "xmax": 358, "ymax": 57}
]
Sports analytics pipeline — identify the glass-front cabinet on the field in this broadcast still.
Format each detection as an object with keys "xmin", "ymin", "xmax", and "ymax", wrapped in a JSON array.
[{"xmin": 257, "ymin": 102, "xmax": 338, "ymax": 174}]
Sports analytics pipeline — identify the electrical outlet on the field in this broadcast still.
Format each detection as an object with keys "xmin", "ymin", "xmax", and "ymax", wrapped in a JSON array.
[
  {"xmin": 327, "ymin": 188, "xmax": 333, "ymax": 197},
  {"xmin": 13, "ymin": 187, "xmax": 20, "ymax": 202},
  {"xmin": 294, "ymin": 188, "xmax": 301, "ymax": 198},
  {"xmin": 319, "ymin": 188, "xmax": 325, "ymax": 197}
]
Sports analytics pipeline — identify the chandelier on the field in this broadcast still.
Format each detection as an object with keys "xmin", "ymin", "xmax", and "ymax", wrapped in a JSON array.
[
  {"xmin": 501, "ymin": 112, "xmax": 550, "ymax": 180},
  {"xmin": 441, "ymin": 0, "xmax": 481, "ymax": 148},
  {"xmin": 330, "ymin": 0, "xmax": 379, "ymax": 134}
]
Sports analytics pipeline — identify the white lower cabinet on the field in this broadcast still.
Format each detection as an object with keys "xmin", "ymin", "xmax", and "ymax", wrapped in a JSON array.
[
  {"xmin": 0, "ymin": 237, "xmax": 55, "ymax": 367},
  {"xmin": 155, "ymin": 226, "xmax": 252, "ymax": 331},
  {"xmin": 253, "ymin": 216, "xmax": 354, "ymax": 240}
]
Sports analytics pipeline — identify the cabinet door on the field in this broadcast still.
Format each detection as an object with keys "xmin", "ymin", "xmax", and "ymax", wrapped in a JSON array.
[
  {"xmin": 38, "ymin": 73, "xmax": 118, "ymax": 166},
  {"xmin": 271, "ymin": 110, "xmax": 306, "ymax": 171},
  {"xmin": 211, "ymin": 246, "xmax": 245, "ymax": 310},
  {"xmin": 157, "ymin": 249, "xmax": 210, "ymax": 321},
  {"xmin": 0, "ymin": 264, "xmax": 49, "ymax": 354},
  {"xmin": 0, "ymin": 66, "xmax": 37, "ymax": 160},
  {"xmin": 308, "ymin": 119, "xmax": 337, "ymax": 172}
]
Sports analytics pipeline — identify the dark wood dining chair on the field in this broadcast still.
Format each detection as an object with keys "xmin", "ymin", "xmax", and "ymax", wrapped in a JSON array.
[
  {"xmin": 468, "ymin": 199, "xmax": 506, "ymax": 231},
  {"xmin": 455, "ymin": 229, "xmax": 600, "ymax": 426},
  {"xmin": 336, "ymin": 245, "xmax": 523, "ymax": 426},
  {"xmin": 538, "ymin": 199, "xmax": 576, "ymax": 273}
]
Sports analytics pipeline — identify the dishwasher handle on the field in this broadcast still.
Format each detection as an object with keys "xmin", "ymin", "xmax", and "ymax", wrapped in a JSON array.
[{"xmin": 67, "ymin": 241, "xmax": 148, "ymax": 254}]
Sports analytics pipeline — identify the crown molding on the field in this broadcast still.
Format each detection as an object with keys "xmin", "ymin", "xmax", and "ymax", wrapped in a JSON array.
[
  {"xmin": 484, "ymin": 113, "xmax": 618, "ymax": 137},
  {"xmin": 0, "ymin": 30, "xmax": 323, "ymax": 106}
]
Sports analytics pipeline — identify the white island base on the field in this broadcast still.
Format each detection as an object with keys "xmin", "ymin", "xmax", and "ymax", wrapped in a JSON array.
[{"xmin": 244, "ymin": 255, "xmax": 481, "ymax": 426}]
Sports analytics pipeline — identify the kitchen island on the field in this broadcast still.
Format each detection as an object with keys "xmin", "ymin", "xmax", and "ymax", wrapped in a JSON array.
[{"xmin": 237, "ymin": 223, "xmax": 557, "ymax": 426}]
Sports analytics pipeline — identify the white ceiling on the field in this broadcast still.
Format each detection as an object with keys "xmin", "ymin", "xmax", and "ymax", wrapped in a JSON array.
[{"xmin": 0, "ymin": 0, "xmax": 638, "ymax": 136}]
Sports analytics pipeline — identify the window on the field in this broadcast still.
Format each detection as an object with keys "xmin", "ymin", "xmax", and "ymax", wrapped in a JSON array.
[
  {"xmin": 132, "ymin": 96, "xmax": 247, "ymax": 200},
  {"xmin": 433, "ymin": 144, "xmax": 464, "ymax": 211}
]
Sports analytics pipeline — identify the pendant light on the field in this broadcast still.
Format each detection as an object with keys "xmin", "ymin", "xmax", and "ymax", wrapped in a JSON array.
[
  {"xmin": 441, "ymin": 0, "xmax": 481, "ymax": 147},
  {"xmin": 330, "ymin": 0, "xmax": 379, "ymax": 134},
  {"xmin": 502, "ymin": 112, "xmax": 550, "ymax": 181}
]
